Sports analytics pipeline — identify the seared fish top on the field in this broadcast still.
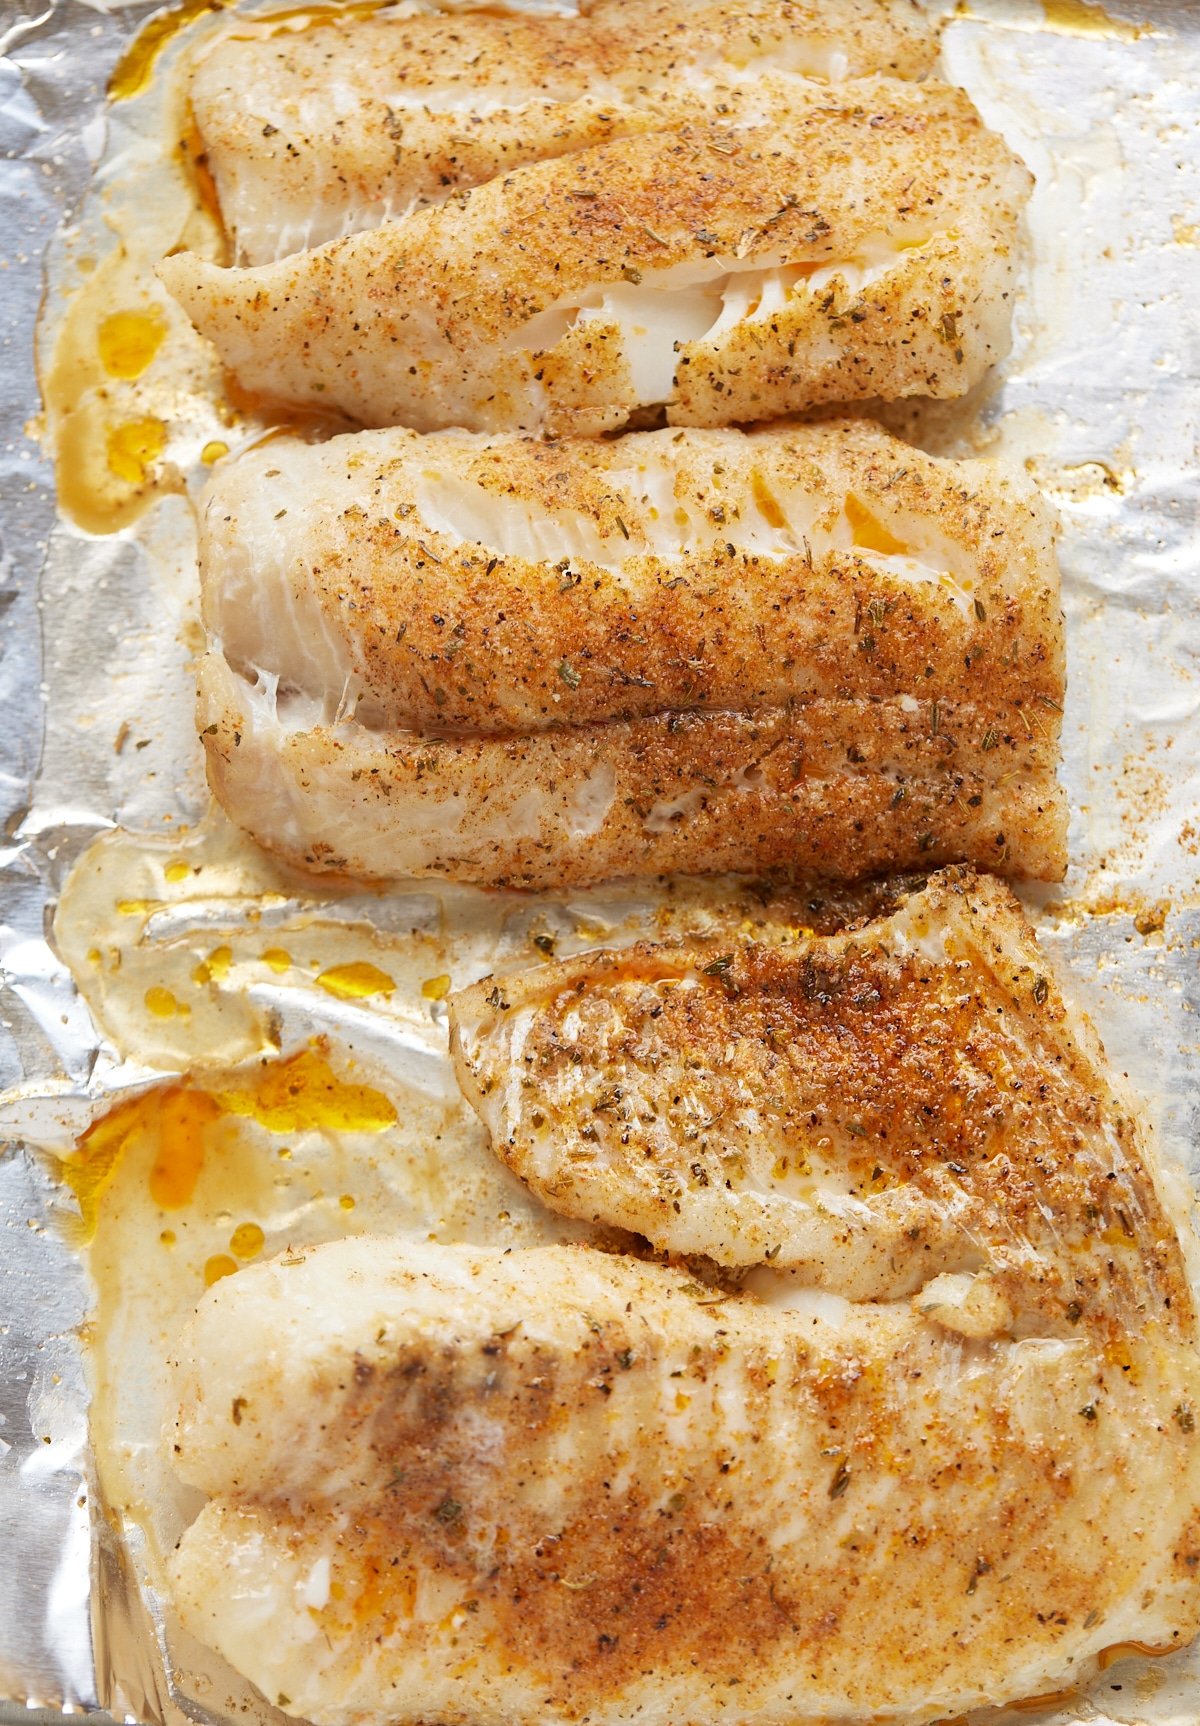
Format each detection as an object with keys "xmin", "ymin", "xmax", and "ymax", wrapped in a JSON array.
[
  {"xmin": 451, "ymin": 867, "xmax": 1190, "ymax": 1334},
  {"xmin": 196, "ymin": 420, "xmax": 1066, "ymax": 887},
  {"xmin": 201, "ymin": 419, "xmax": 1063, "ymax": 734},
  {"xmin": 167, "ymin": 1232, "xmax": 1200, "ymax": 1726},
  {"xmin": 162, "ymin": 78, "xmax": 1030, "ymax": 434},
  {"xmin": 192, "ymin": 0, "xmax": 939, "ymax": 262}
]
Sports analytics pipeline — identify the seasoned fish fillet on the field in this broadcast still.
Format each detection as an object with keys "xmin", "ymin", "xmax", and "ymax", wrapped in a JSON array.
[
  {"xmin": 160, "ymin": 78, "xmax": 1030, "ymax": 435},
  {"xmin": 196, "ymin": 419, "xmax": 1066, "ymax": 887},
  {"xmin": 450, "ymin": 867, "xmax": 1174, "ymax": 1317},
  {"xmin": 191, "ymin": 0, "xmax": 938, "ymax": 263},
  {"xmin": 167, "ymin": 1231, "xmax": 1200, "ymax": 1726}
]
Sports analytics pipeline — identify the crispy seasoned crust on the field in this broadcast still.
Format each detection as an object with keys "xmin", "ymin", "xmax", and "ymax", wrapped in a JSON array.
[
  {"xmin": 192, "ymin": 0, "xmax": 940, "ymax": 262},
  {"xmin": 450, "ymin": 865, "xmax": 1193, "ymax": 1332},
  {"xmin": 196, "ymin": 420, "xmax": 1066, "ymax": 887},
  {"xmin": 167, "ymin": 1229, "xmax": 1200, "ymax": 1726},
  {"xmin": 202, "ymin": 421, "xmax": 1064, "ymax": 733},
  {"xmin": 161, "ymin": 78, "xmax": 1030, "ymax": 434},
  {"xmin": 200, "ymin": 664, "xmax": 1068, "ymax": 886}
]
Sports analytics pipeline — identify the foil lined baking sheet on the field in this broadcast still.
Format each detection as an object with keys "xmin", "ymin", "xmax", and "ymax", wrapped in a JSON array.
[{"xmin": 1, "ymin": 1, "xmax": 1199, "ymax": 1723}]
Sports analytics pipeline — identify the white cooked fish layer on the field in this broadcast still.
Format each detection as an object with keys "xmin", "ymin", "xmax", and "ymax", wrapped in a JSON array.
[
  {"xmin": 160, "ymin": 76, "xmax": 1031, "ymax": 434},
  {"xmin": 167, "ymin": 1230, "xmax": 1200, "ymax": 1726},
  {"xmin": 196, "ymin": 419, "xmax": 1066, "ymax": 887},
  {"xmin": 189, "ymin": 0, "xmax": 939, "ymax": 262}
]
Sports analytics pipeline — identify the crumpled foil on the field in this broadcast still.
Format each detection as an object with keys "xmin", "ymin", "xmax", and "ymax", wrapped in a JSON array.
[{"xmin": 2, "ymin": 1, "xmax": 1200, "ymax": 1724}]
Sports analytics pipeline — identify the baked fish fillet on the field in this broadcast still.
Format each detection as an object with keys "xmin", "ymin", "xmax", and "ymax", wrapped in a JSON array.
[
  {"xmin": 191, "ymin": 0, "xmax": 938, "ymax": 264},
  {"xmin": 167, "ymin": 1231, "xmax": 1200, "ymax": 1726},
  {"xmin": 450, "ymin": 866, "xmax": 1178, "ymax": 1321},
  {"xmin": 161, "ymin": 78, "xmax": 1029, "ymax": 435},
  {"xmin": 196, "ymin": 419, "xmax": 1066, "ymax": 888}
]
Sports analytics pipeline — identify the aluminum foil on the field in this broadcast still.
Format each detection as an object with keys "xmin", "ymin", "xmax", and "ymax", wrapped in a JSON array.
[{"xmin": 2, "ymin": 1, "xmax": 1200, "ymax": 1724}]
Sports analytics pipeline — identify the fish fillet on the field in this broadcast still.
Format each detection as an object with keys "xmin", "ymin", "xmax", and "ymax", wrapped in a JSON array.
[
  {"xmin": 196, "ymin": 419, "xmax": 1066, "ymax": 887},
  {"xmin": 449, "ymin": 866, "xmax": 1176, "ymax": 1315},
  {"xmin": 167, "ymin": 1225, "xmax": 1200, "ymax": 1726},
  {"xmin": 190, "ymin": 0, "xmax": 939, "ymax": 263},
  {"xmin": 161, "ymin": 78, "xmax": 1030, "ymax": 435}
]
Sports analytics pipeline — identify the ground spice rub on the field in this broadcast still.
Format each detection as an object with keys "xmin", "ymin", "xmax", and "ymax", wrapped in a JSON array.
[
  {"xmin": 190, "ymin": 0, "xmax": 939, "ymax": 264},
  {"xmin": 196, "ymin": 419, "xmax": 1065, "ymax": 887},
  {"xmin": 161, "ymin": 76, "xmax": 1029, "ymax": 435}
]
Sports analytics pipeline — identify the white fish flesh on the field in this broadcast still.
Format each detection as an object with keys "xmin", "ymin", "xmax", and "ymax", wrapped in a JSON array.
[
  {"xmin": 166, "ymin": 1219, "xmax": 1200, "ymax": 1726},
  {"xmin": 190, "ymin": 0, "xmax": 939, "ymax": 263},
  {"xmin": 161, "ymin": 78, "xmax": 1030, "ymax": 434},
  {"xmin": 196, "ymin": 419, "xmax": 1066, "ymax": 887},
  {"xmin": 450, "ymin": 866, "xmax": 1165, "ymax": 1312}
]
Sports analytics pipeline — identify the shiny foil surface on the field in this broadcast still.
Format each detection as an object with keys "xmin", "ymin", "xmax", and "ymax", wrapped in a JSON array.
[{"xmin": 1, "ymin": 2, "xmax": 1199, "ymax": 1724}]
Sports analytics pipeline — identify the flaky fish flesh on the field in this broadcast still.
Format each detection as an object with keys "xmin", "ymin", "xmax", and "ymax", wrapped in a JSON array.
[
  {"xmin": 190, "ymin": 0, "xmax": 938, "ymax": 263},
  {"xmin": 167, "ymin": 1219, "xmax": 1200, "ymax": 1726},
  {"xmin": 450, "ymin": 866, "xmax": 1172, "ymax": 1315},
  {"xmin": 197, "ymin": 419, "xmax": 1066, "ymax": 888},
  {"xmin": 161, "ymin": 78, "xmax": 1029, "ymax": 434}
]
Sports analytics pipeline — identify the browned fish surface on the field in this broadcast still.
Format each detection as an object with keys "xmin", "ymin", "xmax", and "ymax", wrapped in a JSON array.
[
  {"xmin": 192, "ymin": 0, "xmax": 939, "ymax": 263},
  {"xmin": 161, "ymin": 78, "xmax": 1030, "ymax": 434},
  {"xmin": 450, "ymin": 867, "xmax": 1179, "ymax": 1323},
  {"xmin": 196, "ymin": 419, "xmax": 1066, "ymax": 887},
  {"xmin": 167, "ymin": 1222, "xmax": 1200, "ymax": 1726}
]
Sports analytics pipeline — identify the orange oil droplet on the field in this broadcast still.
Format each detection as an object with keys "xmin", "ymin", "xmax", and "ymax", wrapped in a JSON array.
[
  {"xmin": 206, "ymin": 946, "xmax": 233, "ymax": 982},
  {"xmin": 343, "ymin": 1558, "xmax": 406, "ymax": 1635},
  {"xmin": 750, "ymin": 469, "xmax": 787, "ymax": 531},
  {"xmin": 229, "ymin": 1221, "xmax": 265, "ymax": 1259},
  {"xmin": 339, "ymin": 1194, "xmax": 356, "ymax": 1211},
  {"xmin": 109, "ymin": 0, "xmax": 227, "ymax": 101},
  {"xmin": 164, "ymin": 859, "xmax": 191, "ymax": 883},
  {"xmin": 98, "ymin": 308, "xmax": 167, "ymax": 381},
  {"xmin": 1040, "ymin": 0, "xmax": 1147, "ymax": 40},
  {"xmin": 106, "ymin": 417, "xmax": 166, "ymax": 487},
  {"xmin": 211, "ymin": 1048, "xmax": 397, "ymax": 1135},
  {"xmin": 845, "ymin": 494, "xmax": 909, "ymax": 558},
  {"xmin": 1098, "ymin": 1640, "xmax": 1177, "ymax": 1670},
  {"xmin": 421, "ymin": 974, "xmax": 451, "ymax": 1001},
  {"xmin": 149, "ymin": 1087, "xmax": 221, "ymax": 1209},
  {"xmin": 178, "ymin": 108, "xmax": 227, "ymax": 238},
  {"xmin": 1104, "ymin": 1338, "xmax": 1137, "ymax": 1377},
  {"xmin": 144, "ymin": 985, "xmax": 179, "ymax": 1019},
  {"xmin": 204, "ymin": 1253, "xmax": 238, "ymax": 1288},
  {"xmin": 200, "ymin": 440, "xmax": 229, "ymax": 465},
  {"xmin": 1009, "ymin": 1688, "xmax": 1079, "ymax": 1713},
  {"xmin": 317, "ymin": 961, "xmax": 395, "ymax": 1002},
  {"xmin": 64, "ymin": 1090, "xmax": 159, "ymax": 1241},
  {"xmin": 40, "ymin": 242, "xmax": 183, "ymax": 536},
  {"xmin": 118, "ymin": 899, "xmax": 161, "ymax": 916},
  {"xmin": 262, "ymin": 947, "xmax": 291, "ymax": 973}
]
